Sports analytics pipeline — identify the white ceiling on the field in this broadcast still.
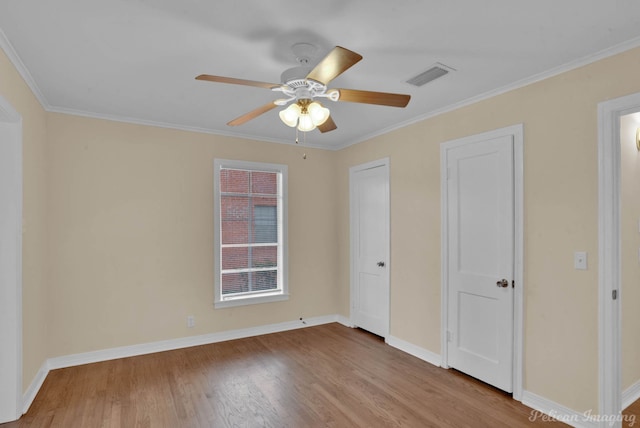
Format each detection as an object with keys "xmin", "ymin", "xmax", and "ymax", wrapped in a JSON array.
[{"xmin": 2, "ymin": 1, "xmax": 640, "ymax": 149}]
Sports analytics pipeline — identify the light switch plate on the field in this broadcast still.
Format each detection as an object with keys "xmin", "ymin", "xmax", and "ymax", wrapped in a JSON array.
[{"xmin": 574, "ymin": 251, "xmax": 587, "ymax": 270}]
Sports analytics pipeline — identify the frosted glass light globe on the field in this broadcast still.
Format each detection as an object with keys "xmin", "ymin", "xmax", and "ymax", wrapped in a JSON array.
[
  {"xmin": 308, "ymin": 102, "xmax": 330, "ymax": 126},
  {"xmin": 279, "ymin": 103, "xmax": 301, "ymax": 127}
]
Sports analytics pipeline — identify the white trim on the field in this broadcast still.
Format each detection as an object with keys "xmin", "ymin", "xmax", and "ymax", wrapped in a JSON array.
[
  {"xmin": 0, "ymin": 96, "xmax": 22, "ymax": 424},
  {"xmin": 512, "ymin": 125, "xmax": 525, "ymax": 402},
  {"xmin": 0, "ymin": 28, "xmax": 50, "ymax": 109},
  {"xmin": 22, "ymin": 362, "xmax": 48, "ymax": 414},
  {"xmin": 335, "ymin": 315, "xmax": 354, "ymax": 328},
  {"xmin": 334, "ymin": 36, "xmax": 640, "ymax": 151},
  {"xmin": 38, "ymin": 34, "xmax": 640, "ymax": 152},
  {"xmin": 47, "ymin": 315, "xmax": 336, "ymax": 370},
  {"xmin": 440, "ymin": 124, "xmax": 524, "ymax": 400},
  {"xmin": 4, "ymin": 16, "xmax": 639, "ymax": 153},
  {"xmin": 522, "ymin": 390, "xmax": 599, "ymax": 428},
  {"xmin": 212, "ymin": 159, "xmax": 288, "ymax": 309},
  {"xmin": 0, "ymin": 97, "xmax": 22, "ymax": 123},
  {"xmin": 48, "ymin": 106, "xmax": 332, "ymax": 150},
  {"xmin": 24, "ymin": 316, "xmax": 615, "ymax": 427},
  {"xmin": 0, "ymin": 27, "xmax": 322, "ymax": 150},
  {"xmin": 22, "ymin": 315, "xmax": 344, "ymax": 411},
  {"xmin": 440, "ymin": 141, "xmax": 450, "ymax": 370},
  {"xmin": 598, "ymin": 92, "xmax": 640, "ymax": 426},
  {"xmin": 213, "ymin": 293, "xmax": 289, "ymax": 309},
  {"xmin": 386, "ymin": 335, "xmax": 441, "ymax": 367},
  {"xmin": 349, "ymin": 158, "xmax": 391, "ymax": 338},
  {"xmin": 623, "ymin": 379, "xmax": 640, "ymax": 410}
]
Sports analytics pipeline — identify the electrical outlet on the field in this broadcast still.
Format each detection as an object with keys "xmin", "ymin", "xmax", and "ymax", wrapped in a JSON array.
[
  {"xmin": 187, "ymin": 315, "xmax": 195, "ymax": 328},
  {"xmin": 574, "ymin": 251, "xmax": 587, "ymax": 270}
]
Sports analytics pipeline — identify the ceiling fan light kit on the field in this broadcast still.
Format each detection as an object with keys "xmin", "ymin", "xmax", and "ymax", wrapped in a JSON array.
[
  {"xmin": 307, "ymin": 101, "xmax": 330, "ymax": 125},
  {"xmin": 196, "ymin": 45, "xmax": 411, "ymax": 137},
  {"xmin": 280, "ymin": 99, "xmax": 330, "ymax": 131},
  {"xmin": 279, "ymin": 103, "xmax": 301, "ymax": 127}
]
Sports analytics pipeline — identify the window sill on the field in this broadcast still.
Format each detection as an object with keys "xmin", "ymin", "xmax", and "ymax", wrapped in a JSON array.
[{"xmin": 214, "ymin": 292, "xmax": 289, "ymax": 309}]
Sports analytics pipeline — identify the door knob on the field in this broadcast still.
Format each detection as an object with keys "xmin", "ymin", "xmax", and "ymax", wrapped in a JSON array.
[
  {"xmin": 377, "ymin": 261, "xmax": 385, "ymax": 267},
  {"xmin": 496, "ymin": 279, "xmax": 509, "ymax": 288}
]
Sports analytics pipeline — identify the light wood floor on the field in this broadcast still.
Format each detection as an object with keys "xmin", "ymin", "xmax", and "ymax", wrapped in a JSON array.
[{"xmin": 1, "ymin": 323, "xmax": 572, "ymax": 427}]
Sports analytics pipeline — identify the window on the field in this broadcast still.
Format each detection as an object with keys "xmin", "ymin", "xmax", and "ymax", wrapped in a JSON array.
[
  {"xmin": 214, "ymin": 159, "xmax": 288, "ymax": 308},
  {"xmin": 253, "ymin": 206, "xmax": 277, "ymax": 244}
]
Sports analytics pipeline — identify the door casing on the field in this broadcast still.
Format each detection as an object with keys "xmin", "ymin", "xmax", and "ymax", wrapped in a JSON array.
[
  {"xmin": 0, "ymin": 95, "xmax": 23, "ymax": 423},
  {"xmin": 440, "ymin": 124, "xmax": 524, "ymax": 401},
  {"xmin": 597, "ymin": 92, "xmax": 640, "ymax": 424},
  {"xmin": 349, "ymin": 158, "xmax": 390, "ymax": 338}
]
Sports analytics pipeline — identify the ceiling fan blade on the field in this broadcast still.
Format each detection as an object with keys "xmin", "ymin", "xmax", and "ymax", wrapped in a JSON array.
[
  {"xmin": 317, "ymin": 115, "xmax": 337, "ymax": 133},
  {"xmin": 306, "ymin": 46, "xmax": 363, "ymax": 85},
  {"xmin": 196, "ymin": 75, "xmax": 280, "ymax": 90},
  {"xmin": 227, "ymin": 102, "xmax": 278, "ymax": 126},
  {"xmin": 335, "ymin": 88, "xmax": 411, "ymax": 108}
]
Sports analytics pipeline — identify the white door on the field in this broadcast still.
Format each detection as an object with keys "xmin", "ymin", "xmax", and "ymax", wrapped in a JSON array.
[
  {"xmin": 350, "ymin": 160, "xmax": 390, "ymax": 338},
  {"xmin": 446, "ymin": 135, "xmax": 514, "ymax": 392},
  {"xmin": 0, "ymin": 100, "xmax": 22, "ymax": 423}
]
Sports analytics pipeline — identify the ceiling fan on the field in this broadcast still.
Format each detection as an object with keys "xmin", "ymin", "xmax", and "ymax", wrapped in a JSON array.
[{"xmin": 195, "ymin": 44, "xmax": 411, "ymax": 133}]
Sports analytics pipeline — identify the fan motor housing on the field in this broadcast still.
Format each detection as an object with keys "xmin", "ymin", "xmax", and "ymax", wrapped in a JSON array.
[
  {"xmin": 280, "ymin": 66, "xmax": 312, "ymax": 85},
  {"xmin": 280, "ymin": 65, "xmax": 328, "ymax": 101}
]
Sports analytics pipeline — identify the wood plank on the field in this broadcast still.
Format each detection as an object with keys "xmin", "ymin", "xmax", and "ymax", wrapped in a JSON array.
[
  {"xmin": 624, "ymin": 397, "xmax": 640, "ymax": 427},
  {"xmin": 1, "ymin": 324, "xmax": 568, "ymax": 427}
]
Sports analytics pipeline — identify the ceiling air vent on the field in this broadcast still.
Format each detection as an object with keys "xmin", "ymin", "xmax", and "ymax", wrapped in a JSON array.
[{"xmin": 406, "ymin": 63, "xmax": 455, "ymax": 87}]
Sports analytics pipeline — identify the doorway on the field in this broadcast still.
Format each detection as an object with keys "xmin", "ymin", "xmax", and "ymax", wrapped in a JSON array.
[
  {"xmin": 619, "ymin": 113, "xmax": 640, "ymax": 417},
  {"xmin": 0, "ymin": 96, "xmax": 23, "ymax": 423},
  {"xmin": 441, "ymin": 124, "xmax": 524, "ymax": 399},
  {"xmin": 598, "ymin": 92, "xmax": 640, "ymax": 425},
  {"xmin": 349, "ymin": 158, "xmax": 390, "ymax": 338}
]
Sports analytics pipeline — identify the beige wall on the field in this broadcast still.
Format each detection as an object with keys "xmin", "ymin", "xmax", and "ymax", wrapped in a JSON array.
[
  {"xmin": 0, "ymin": 47, "xmax": 49, "ymax": 391},
  {"xmin": 336, "ymin": 47, "xmax": 640, "ymax": 412},
  {"xmin": 620, "ymin": 113, "xmax": 640, "ymax": 392},
  {"xmin": 6, "ymin": 37, "xmax": 640, "ymax": 414},
  {"xmin": 45, "ymin": 113, "xmax": 339, "ymax": 357}
]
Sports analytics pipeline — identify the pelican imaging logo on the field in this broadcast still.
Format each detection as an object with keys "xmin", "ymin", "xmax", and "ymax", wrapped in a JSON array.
[{"xmin": 529, "ymin": 409, "xmax": 636, "ymax": 426}]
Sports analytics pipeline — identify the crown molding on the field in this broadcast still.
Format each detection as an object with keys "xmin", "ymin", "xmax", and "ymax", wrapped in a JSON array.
[
  {"xmin": 47, "ymin": 105, "xmax": 336, "ymax": 150},
  {"xmin": 47, "ymin": 105, "xmax": 335, "ymax": 150},
  {"xmin": 334, "ymin": 35, "xmax": 640, "ymax": 151},
  {"xmin": 0, "ymin": 28, "xmax": 50, "ymax": 109},
  {"xmin": 3, "ymin": 21, "xmax": 640, "ymax": 152}
]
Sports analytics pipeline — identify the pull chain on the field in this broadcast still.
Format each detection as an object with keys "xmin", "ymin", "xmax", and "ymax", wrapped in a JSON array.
[{"xmin": 294, "ymin": 127, "xmax": 307, "ymax": 159}]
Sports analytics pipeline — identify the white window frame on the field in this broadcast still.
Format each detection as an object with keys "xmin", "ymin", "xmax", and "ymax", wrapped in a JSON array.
[{"xmin": 213, "ymin": 159, "xmax": 288, "ymax": 308}]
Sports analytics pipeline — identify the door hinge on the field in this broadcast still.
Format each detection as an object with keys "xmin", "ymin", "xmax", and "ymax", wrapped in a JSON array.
[
  {"xmin": 512, "ymin": 280, "xmax": 515, "ymax": 288},
  {"xmin": 612, "ymin": 289, "xmax": 618, "ymax": 300}
]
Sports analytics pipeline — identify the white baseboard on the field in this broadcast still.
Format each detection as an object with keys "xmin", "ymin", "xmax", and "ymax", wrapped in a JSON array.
[
  {"xmin": 22, "ymin": 314, "xmax": 341, "ymax": 413},
  {"xmin": 22, "ymin": 362, "xmax": 48, "ymax": 414},
  {"xmin": 26, "ymin": 316, "xmax": 623, "ymax": 428},
  {"xmin": 623, "ymin": 378, "xmax": 640, "ymax": 410},
  {"xmin": 522, "ymin": 391, "xmax": 601, "ymax": 428},
  {"xmin": 386, "ymin": 335, "xmax": 441, "ymax": 367},
  {"xmin": 335, "ymin": 315, "xmax": 353, "ymax": 328},
  {"xmin": 47, "ymin": 314, "xmax": 340, "ymax": 370}
]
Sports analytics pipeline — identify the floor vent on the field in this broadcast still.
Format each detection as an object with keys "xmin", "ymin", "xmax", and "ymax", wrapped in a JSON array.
[{"xmin": 406, "ymin": 63, "xmax": 455, "ymax": 87}]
